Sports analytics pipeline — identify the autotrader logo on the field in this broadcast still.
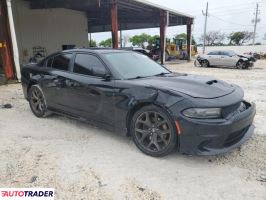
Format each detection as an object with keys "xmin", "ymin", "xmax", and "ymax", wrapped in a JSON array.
[{"xmin": 0, "ymin": 188, "xmax": 54, "ymax": 199}]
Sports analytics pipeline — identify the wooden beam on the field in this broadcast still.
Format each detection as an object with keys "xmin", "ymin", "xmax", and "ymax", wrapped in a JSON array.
[
  {"xmin": 111, "ymin": 0, "xmax": 118, "ymax": 49},
  {"xmin": 186, "ymin": 18, "xmax": 193, "ymax": 61},
  {"xmin": 160, "ymin": 10, "xmax": 167, "ymax": 64}
]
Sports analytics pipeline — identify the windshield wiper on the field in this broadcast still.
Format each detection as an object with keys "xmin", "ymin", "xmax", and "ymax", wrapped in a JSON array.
[
  {"xmin": 154, "ymin": 72, "xmax": 171, "ymax": 76},
  {"xmin": 127, "ymin": 76, "xmax": 147, "ymax": 80}
]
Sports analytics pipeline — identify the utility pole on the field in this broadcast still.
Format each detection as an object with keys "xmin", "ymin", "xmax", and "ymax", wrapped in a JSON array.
[
  {"xmin": 202, "ymin": 2, "xmax": 208, "ymax": 54},
  {"xmin": 252, "ymin": 3, "xmax": 259, "ymax": 45}
]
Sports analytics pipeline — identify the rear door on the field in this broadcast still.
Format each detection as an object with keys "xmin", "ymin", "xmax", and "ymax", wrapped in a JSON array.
[
  {"xmin": 63, "ymin": 53, "xmax": 115, "ymax": 126},
  {"xmin": 207, "ymin": 51, "xmax": 220, "ymax": 66},
  {"xmin": 40, "ymin": 53, "xmax": 74, "ymax": 112}
]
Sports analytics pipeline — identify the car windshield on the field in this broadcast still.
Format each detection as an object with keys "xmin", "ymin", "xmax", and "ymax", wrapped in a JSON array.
[
  {"xmin": 103, "ymin": 52, "xmax": 170, "ymax": 79},
  {"xmin": 227, "ymin": 51, "xmax": 237, "ymax": 56}
]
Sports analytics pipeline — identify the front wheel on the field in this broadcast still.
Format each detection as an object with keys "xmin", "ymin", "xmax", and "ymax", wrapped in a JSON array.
[
  {"xmin": 131, "ymin": 105, "xmax": 177, "ymax": 157},
  {"xmin": 236, "ymin": 60, "xmax": 247, "ymax": 69}
]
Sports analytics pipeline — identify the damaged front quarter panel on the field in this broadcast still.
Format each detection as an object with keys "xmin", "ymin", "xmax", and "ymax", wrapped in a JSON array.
[{"xmin": 113, "ymin": 85, "xmax": 184, "ymax": 135}]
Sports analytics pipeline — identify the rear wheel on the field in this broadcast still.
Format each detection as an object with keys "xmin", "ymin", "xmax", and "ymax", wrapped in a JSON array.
[
  {"xmin": 28, "ymin": 85, "xmax": 50, "ymax": 118},
  {"xmin": 131, "ymin": 105, "xmax": 177, "ymax": 157}
]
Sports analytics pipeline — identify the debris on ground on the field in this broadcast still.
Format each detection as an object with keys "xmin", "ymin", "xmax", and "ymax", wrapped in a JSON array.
[
  {"xmin": 29, "ymin": 175, "xmax": 38, "ymax": 183},
  {"xmin": 257, "ymin": 175, "xmax": 266, "ymax": 182},
  {"xmin": 1, "ymin": 103, "xmax": 13, "ymax": 109},
  {"xmin": 121, "ymin": 179, "xmax": 162, "ymax": 200}
]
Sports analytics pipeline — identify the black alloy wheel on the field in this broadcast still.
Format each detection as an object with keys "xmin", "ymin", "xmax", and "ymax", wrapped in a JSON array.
[
  {"xmin": 131, "ymin": 105, "xmax": 177, "ymax": 157},
  {"xmin": 29, "ymin": 85, "xmax": 49, "ymax": 118},
  {"xmin": 236, "ymin": 60, "xmax": 247, "ymax": 69}
]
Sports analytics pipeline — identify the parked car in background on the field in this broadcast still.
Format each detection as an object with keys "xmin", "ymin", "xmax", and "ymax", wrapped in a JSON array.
[
  {"xmin": 195, "ymin": 50, "xmax": 255, "ymax": 69},
  {"xmin": 21, "ymin": 49, "xmax": 255, "ymax": 157}
]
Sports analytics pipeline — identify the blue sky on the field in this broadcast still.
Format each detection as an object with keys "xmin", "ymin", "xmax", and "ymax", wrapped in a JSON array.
[{"xmin": 91, "ymin": 0, "xmax": 266, "ymax": 45}]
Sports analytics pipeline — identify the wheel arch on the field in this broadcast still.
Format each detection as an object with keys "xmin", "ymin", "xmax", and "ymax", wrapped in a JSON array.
[
  {"xmin": 126, "ymin": 102, "xmax": 152, "ymax": 136},
  {"xmin": 26, "ymin": 80, "xmax": 38, "ymax": 99}
]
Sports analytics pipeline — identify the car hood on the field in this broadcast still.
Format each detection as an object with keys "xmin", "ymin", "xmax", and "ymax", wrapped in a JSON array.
[
  {"xmin": 237, "ymin": 54, "xmax": 251, "ymax": 60},
  {"xmin": 134, "ymin": 74, "xmax": 235, "ymax": 99}
]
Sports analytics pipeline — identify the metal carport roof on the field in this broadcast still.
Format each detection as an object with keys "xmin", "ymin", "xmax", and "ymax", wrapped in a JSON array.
[{"xmin": 26, "ymin": 0, "xmax": 194, "ymax": 33}]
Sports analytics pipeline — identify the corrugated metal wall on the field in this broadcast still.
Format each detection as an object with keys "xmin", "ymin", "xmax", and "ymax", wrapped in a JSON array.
[{"xmin": 12, "ymin": 0, "xmax": 89, "ymax": 64}]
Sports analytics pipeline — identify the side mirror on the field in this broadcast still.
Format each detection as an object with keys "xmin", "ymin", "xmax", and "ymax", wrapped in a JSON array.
[{"xmin": 104, "ymin": 73, "xmax": 112, "ymax": 81}]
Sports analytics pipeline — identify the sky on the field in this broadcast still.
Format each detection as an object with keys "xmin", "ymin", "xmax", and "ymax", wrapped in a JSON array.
[{"xmin": 91, "ymin": 0, "xmax": 266, "ymax": 45}]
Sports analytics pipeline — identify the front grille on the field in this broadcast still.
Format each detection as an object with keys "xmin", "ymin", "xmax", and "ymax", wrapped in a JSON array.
[{"xmin": 224, "ymin": 126, "xmax": 249, "ymax": 147}]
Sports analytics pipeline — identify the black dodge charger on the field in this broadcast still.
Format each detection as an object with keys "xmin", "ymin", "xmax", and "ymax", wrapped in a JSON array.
[{"xmin": 21, "ymin": 49, "xmax": 256, "ymax": 157}]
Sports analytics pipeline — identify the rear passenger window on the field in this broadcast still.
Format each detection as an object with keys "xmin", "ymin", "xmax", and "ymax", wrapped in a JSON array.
[
  {"xmin": 52, "ymin": 54, "xmax": 72, "ymax": 71},
  {"xmin": 73, "ymin": 54, "xmax": 107, "ymax": 77}
]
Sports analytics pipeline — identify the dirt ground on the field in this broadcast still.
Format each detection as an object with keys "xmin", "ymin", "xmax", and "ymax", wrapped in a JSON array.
[{"xmin": 0, "ymin": 60, "xmax": 266, "ymax": 200}]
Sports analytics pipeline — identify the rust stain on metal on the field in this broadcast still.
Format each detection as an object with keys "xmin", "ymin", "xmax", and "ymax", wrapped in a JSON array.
[
  {"xmin": 111, "ymin": 0, "xmax": 118, "ymax": 49},
  {"xmin": 0, "ymin": 0, "xmax": 15, "ymax": 80}
]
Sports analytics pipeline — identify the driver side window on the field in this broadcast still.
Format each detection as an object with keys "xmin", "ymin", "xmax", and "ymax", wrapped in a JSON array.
[{"xmin": 73, "ymin": 54, "xmax": 107, "ymax": 77}]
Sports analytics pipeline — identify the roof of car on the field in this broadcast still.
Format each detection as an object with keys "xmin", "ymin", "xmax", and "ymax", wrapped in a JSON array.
[{"xmin": 62, "ymin": 48, "xmax": 131, "ymax": 54}]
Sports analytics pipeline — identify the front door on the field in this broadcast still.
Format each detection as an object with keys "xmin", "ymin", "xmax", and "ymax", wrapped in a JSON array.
[
  {"xmin": 62, "ymin": 53, "xmax": 115, "ymax": 126},
  {"xmin": 220, "ymin": 52, "xmax": 239, "ymax": 67}
]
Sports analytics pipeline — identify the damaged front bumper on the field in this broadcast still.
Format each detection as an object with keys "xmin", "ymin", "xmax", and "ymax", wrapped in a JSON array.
[{"xmin": 178, "ymin": 102, "xmax": 256, "ymax": 155}]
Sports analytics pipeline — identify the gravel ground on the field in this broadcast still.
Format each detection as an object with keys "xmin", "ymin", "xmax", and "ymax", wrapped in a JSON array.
[{"xmin": 0, "ymin": 60, "xmax": 266, "ymax": 200}]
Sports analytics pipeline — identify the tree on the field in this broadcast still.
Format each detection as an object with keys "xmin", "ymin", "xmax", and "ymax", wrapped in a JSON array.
[
  {"xmin": 129, "ymin": 33, "xmax": 151, "ymax": 48},
  {"xmin": 228, "ymin": 31, "xmax": 253, "ymax": 45},
  {"xmin": 200, "ymin": 31, "xmax": 226, "ymax": 46},
  {"xmin": 88, "ymin": 39, "xmax": 97, "ymax": 47},
  {"xmin": 148, "ymin": 35, "xmax": 159, "ymax": 45},
  {"xmin": 173, "ymin": 33, "xmax": 196, "ymax": 45},
  {"xmin": 99, "ymin": 38, "xmax": 112, "ymax": 47}
]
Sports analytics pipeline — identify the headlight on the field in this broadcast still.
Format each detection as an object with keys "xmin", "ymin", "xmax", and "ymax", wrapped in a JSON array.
[{"xmin": 183, "ymin": 108, "xmax": 222, "ymax": 119}]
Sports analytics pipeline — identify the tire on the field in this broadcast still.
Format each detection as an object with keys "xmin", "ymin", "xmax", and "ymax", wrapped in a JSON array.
[
  {"xmin": 28, "ymin": 85, "xmax": 50, "ymax": 118},
  {"xmin": 131, "ymin": 105, "xmax": 177, "ymax": 157},
  {"xmin": 201, "ymin": 60, "xmax": 209, "ymax": 67},
  {"xmin": 236, "ymin": 60, "xmax": 246, "ymax": 69}
]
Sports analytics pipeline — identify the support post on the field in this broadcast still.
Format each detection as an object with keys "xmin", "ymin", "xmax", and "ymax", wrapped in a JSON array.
[
  {"xmin": 0, "ymin": 0, "xmax": 14, "ymax": 80},
  {"xmin": 120, "ymin": 29, "xmax": 122, "ymax": 48},
  {"xmin": 252, "ymin": 3, "xmax": 259, "ymax": 46},
  {"xmin": 160, "ymin": 10, "xmax": 168, "ymax": 65},
  {"xmin": 6, "ymin": 0, "xmax": 20, "ymax": 80},
  {"xmin": 186, "ymin": 18, "xmax": 192, "ymax": 61},
  {"xmin": 89, "ymin": 33, "xmax": 92, "ymax": 47},
  {"xmin": 111, "ymin": 0, "xmax": 118, "ymax": 49}
]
